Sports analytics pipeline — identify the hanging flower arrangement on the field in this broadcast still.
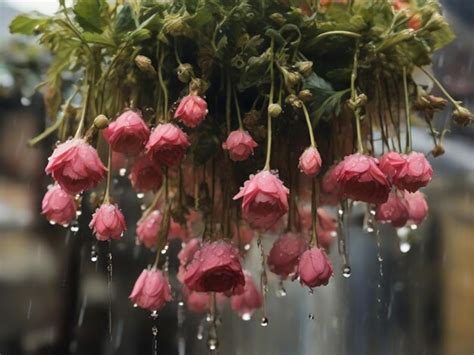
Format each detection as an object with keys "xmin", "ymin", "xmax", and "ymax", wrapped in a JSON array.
[{"xmin": 11, "ymin": 0, "xmax": 472, "ymax": 350}]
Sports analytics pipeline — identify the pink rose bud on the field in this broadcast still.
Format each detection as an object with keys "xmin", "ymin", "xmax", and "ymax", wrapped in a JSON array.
[
  {"xmin": 320, "ymin": 165, "xmax": 343, "ymax": 206},
  {"xmin": 233, "ymin": 170, "xmax": 289, "ymax": 230},
  {"xmin": 316, "ymin": 208, "xmax": 337, "ymax": 250},
  {"xmin": 103, "ymin": 110, "xmax": 150, "ymax": 155},
  {"xmin": 129, "ymin": 268, "xmax": 172, "ymax": 311},
  {"xmin": 89, "ymin": 203, "xmax": 127, "ymax": 241},
  {"xmin": 129, "ymin": 156, "xmax": 163, "ymax": 193},
  {"xmin": 379, "ymin": 151, "xmax": 407, "ymax": 181},
  {"xmin": 222, "ymin": 130, "xmax": 258, "ymax": 161},
  {"xmin": 230, "ymin": 272, "xmax": 263, "ymax": 318},
  {"xmin": 395, "ymin": 152, "xmax": 433, "ymax": 192},
  {"xmin": 298, "ymin": 146, "xmax": 322, "ymax": 177},
  {"xmin": 45, "ymin": 138, "xmax": 106, "ymax": 194},
  {"xmin": 174, "ymin": 94, "xmax": 208, "ymax": 127},
  {"xmin": 297, "ymin": 247, "xmax": 333, "ymax": 288},
  {"xmin": 183, "ymin": 241, "xmax": 245, "ymax": 294},
  {"xmin": 376, "ymin": 191, "xmax": 410, "ymax": 228},
  {"xmin": 178, "ymin": 238, "xmax": 201, "ymax": 266},
  {"xmin": 145, "ymin": 123, "xmax": 190, "ymax": 167},
  {"xmin": 405, "ymin": 191, "xmax": 429, "ymax": 226},
  {"xmin": 136, "ymin": 210, "xmax": 162, "ymax": 249},
  {"xmin": 267, "ymin": 232, "xmax": 308, "ymax": 279},
  {"xmin": 41, "ymin": 184, "xmax": 77, "ymax": 226},
  {"xmin": 335, "ymin": 153, "xmax": 391, "ymax": 204}
]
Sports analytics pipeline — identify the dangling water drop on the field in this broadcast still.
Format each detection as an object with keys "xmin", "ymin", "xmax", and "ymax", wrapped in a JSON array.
[
  {"xmin": 151, "ymin": 310, "xmax": 159, "ymax": 319},
  {"xmin": 136, "ymin": 192, "xmax": 145, "ymax": 199},
  {"xmin": 241, "ymin": 313, "xmax": 251, "ymax": 321},
  {"xmin": 107, "ymin": 245, "xmax": 113, "ymax": 341},
  {"xmin": 400, "ymin": 241, "xmax": 411, "ymax": 253},
  {"xmin": 342, "ymin": 265, "xmax": 352, "ymax": 278},
  {"xmin": 70, "ymin": 221, "xmax": 79, "ymax": 233},
  {"xmin": 276, "ymin": 281, "xmax": 287, "ymax": 297},
  {"xmin": 133, "ymin": 303, "xmax": 138, "ymax": 308},
  {"xmin": 152, "ymin": 325, "xmax": 158, "ymax": 336},
  {"xmin": 244, "ymin": 243, "xmax": 251, "ymax": 251},
  {"xmin": 409, "ymin": 224, "xmax": 417, "ymax": 230},
  {"xmin": 152, "ymin": 325, "xmax": 158, "ymax": 355},
  {"xmin": 90, "ymin": 244, "xmax": 98, "ymax": 262},
  {"xmin": 49, "ymin": 220, "xmax": 56, "ymax": 226},
  {"xmin": 119, "ymin": 168, "xmax": 126, "ymax": 176},
  {"xmin": 196, "ymin": 320, "xmax": 204, "ymax": 340},
  {"xmin": 308, "ymin": 313, "xmax": 315, "ymax": 320},
  {"xmin": 207, "ymin": 336, "xmax": 218, "ymax": 351},
  {"xmin": 260, "ymin": 317, "xmax": 269, "ymax": 327}
]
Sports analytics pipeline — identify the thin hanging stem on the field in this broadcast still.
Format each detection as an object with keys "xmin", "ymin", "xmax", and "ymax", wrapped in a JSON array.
[
  {"xmin": 402, "ymin": 67, "xmax": 413, "ymax": 153},
  {"xmin": 263, "ymin": 39, "xmax": 275, "ymax": 171},
  {"xmin": 225, "ymin": 70, "xmax": 232, "ymax": 133},
  {"xmin": 302, "ymin": 103, "xmax": 316, "ymax": 147},
  {"xmin": 103, "ymin": 145, "xmax": 113, "ymax": 203},
  {"xmin": 158, "ymin": 50, "xmax": 168, "ymax": 120},
  {"xmin": 74, "ymin": 84, "xmax": 91, "ymax": 139},
  {"xmin": 350, "ymin": 43, "xmax": 364, "ymax": 154},
  {"xmin": 418, "ymin": 66, "xmax": 462, "ymax": 110},
  {"xmin": 174, "ymin": 38, "xmax": 182, "ymax": 66},
  {"xmin": 310, "ymin": 178, "xmax": 319, "ymax": 248},
  {"xmin": 233, "ymin": 87, "xmax": 244, "ymax": 130}
]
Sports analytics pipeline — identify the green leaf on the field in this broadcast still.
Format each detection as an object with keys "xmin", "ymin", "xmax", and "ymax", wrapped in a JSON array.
[
  {"xmin": 115, "ymin": 4, "xmax": 136, "ymax": 33},
  {"xmin": 83, "ymin": 32, "xmax": 116, "ymax": 47},
  {"xmin": 9, "ymin": 13, "xmax": 49, "ymax": 35},
  {"xmin": 73, "ymin": 0, "xmax": 107, "ymax": 33}
]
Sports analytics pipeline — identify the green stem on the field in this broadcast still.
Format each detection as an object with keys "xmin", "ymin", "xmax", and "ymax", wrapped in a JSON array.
[
  {"xmin": 158, "ymin": 50, "xmax": 168, "ymax": 121},
  {"xmin": 350, "ymin": 44, "xmax": 364, "ymax": 154},
  {"xmin": 313, "ymin": 30, "xmax": 361, "ymax": 43},
  {"xmin": 402, "ymin": 67, "xmax": 413, "ymax": 153},
  {"xmin": 174, "ymin": 38, "xmax": 182, "ymax": 65},
  {"xmin": 302, "ymin": 103, "xmax": 316, "ymax": 147},
  {"xmin": 311, "ymin": 178, "xmax": 319, "ymax": 248},
  {"xmin": 225, "ymin": 70, "xmax": 232, "ymax": 132},
  {"xmin": 263, "ymin": 39, "xmax": 275, "ymax": 171},
  {"xmin": 233, "ymin": 87, "xmax": 244, "ymax": 130},
  {"xmin": 103, "ymin": 145, "xmax": 113, "ymax": 203},
  {"xmin": 418, "ymin": 66, "xmax": 462, "ymax": 110},
  {"xmin": 74, "ymin": 84, "xmax": 91, "ymax": 139}
]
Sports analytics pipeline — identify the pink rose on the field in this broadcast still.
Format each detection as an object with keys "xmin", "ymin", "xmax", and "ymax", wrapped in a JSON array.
[
  {"xmin": 45, "ymin": 138, "xmax": 106, "ymax": 194},
  {"xmin": 379, "ymin": 151, "xmax": 407, "ymax": 181},
  {"xmin": 320, "ymin": 165, "xmax": 343, "ymax": 205},
  {"xmin": 316, "ymin": 208, "xmax": 337, "ymax": 250},
  {"xmin": 174, "ymin": 95, "xmax": 208, "ymax": 127},
  {"xmin": 178, "ymin": 238, "xmax": 201, "ymax": 266},
  {"xmin": 375, "ymin": 191, "xmax": 410, "ymax": 228},
  {"xmin": 335, "ymin": 153, "xmax": 391, "ymax": 204},
  {"xmin": 267, "ymin": 232, "xmax": 307, "ymax": 278},
  {"xmin": 298, "ymin": 146, "xmax": 322, "ymax": 177},
  {"xmin": 41, "ymin": 184, "xmax": 77, "ymax": 226},
  {"xmin": 395, "ymin": 152, "xmax": 433, "ymax": 192},
  {"xmin": 129, "ymin": 155, "xmax": 163, "ymax": 193},
  {"xmin": 297, "ymin": 247, "xmax": 333, "ymax": 288},
  {"xmin": 230, "ymin": 272, "xmax": 263, "ymax": 317},
  {"xmin": 89, "ymin": 203, "xmax": 127, "ymax": 241},
  {"xmin": 222, "ymin": 130, "xmax": 258, "ymax": 161},
  {"xmin": 145, "ymin": 123, "xmax": 190, "ymax": 167},
  {"xmin": 233, "ymin": 170, "xmax": 289, "ymax": 230},
  {"xmin": 103, "ymin": 110, "xmax": 150, "ymax": 155},
  {"xmin": 405, "ymin": 191, "xmax": 429, "ymax": 225},
  {"xmin": 129, "ymin": 268, "xmax": 172, "ymax": 311},
  {"xmin": 136, "ymin": 210, "xmax": 162, "ymax": 249},
  {"xmin": 183, "ymin": 241, "xmax": 245, "ymax": 293}
]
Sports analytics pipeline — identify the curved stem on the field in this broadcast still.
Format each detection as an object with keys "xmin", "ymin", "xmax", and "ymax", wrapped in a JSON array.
[
  {"xmin": 158, "ymin": 50, "xmax": 168, "ymax": 121},
  {"xmin": 263, "ymin": 39, "xmax": 275, "ymax": 171},
  {"xmin": 74, "ymin": 84, "xmax": 91, "ymax": 139},
  {"xmin": 350, "ymin": 44, "xmax": 364, "ymax": 154},
  {"xmin": 302, "ymin": 103, "xmax": 316, "ymax": 147},
  {"xmin": 402, "ymin": 67, "xmax": 413, "ymax": 153},
  {"xmin": 314, "ymin": 30, "xmax": 361, "ymax": 43},
  {"xmin": 418, "ymin": 66, "xmax": 462, "ymax": 110},
  {"xmin": 174, "ymin": 38, "xmax": 182, "ymax": 66}
]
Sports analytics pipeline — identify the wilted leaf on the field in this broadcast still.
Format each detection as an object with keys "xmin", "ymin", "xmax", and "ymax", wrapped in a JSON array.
[{"xmin": 9, "ymin": 13, "xmax": 50, "ymax": 35}]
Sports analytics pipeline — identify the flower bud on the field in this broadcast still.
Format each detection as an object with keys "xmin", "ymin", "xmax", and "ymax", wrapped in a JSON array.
[
  {"xmin": 431, "ymin": 144, "xmax": 445, "ymax": 157},
  {"xmin": 93, "ymin": 114, "xmax": 109, "ymax": 129},
  {"xmin": 298, "ymin": 89, "xmax": 312, "ymax": 102},
  {"xmin": 268, "ymin": 103, "xmax": 282, "ymax": 118},
  {"xmin": 189, "ymin": 78, "xmax": 208, "ymax": 96},
  {"xmin": 425, "ymin": 13, "xmax": 446, "ymax": 32},
  {"xmin": 286, "ymin": 94, "xmax": 303, "ymax": 109},
  {"xmin": 269, "ymin": 13, "xmax": 286, "ymax": 26},
  {"xmin": 452, "ymin": 106, "xmax": 473, "ymax": 127},
  {"xmin": 134, "ymin": 55, "xmax": 156, "ymax": 75},
  {"xmin": 295, "ymin": 61, "xmax": 313, "ymax": 77},
  {"xmin": 177, "ymin": 63, "xmax": 194, "ymax": 83},
  {"xmin": 284, "ymin": 71, "xmax": 302, "ymax": 90}
]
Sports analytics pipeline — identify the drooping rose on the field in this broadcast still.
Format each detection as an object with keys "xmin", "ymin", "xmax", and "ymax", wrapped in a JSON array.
[
  {"xmin": 45, "ymin": 138, "xmax": 106, "ymax": 194},
  {"xmin": 178, "ymin": 238, "xmax": 201, "ymax": 266},
  {"xmin": 320, "ymin": 165, "xmax": 343, "ymax": 206},
  {"xmin": 222, "ymin": 130, "xmax": 258, "ymax": 161},
  {"xmin": 129, "ymin": 268, "xmax": 172, "ymax": 311},
  {"xmin": 379, "ymin": 151, "xmax": 407, "ymax": 181},
  {"xmin": 335, "ymin": 153, "xmax": 391, "ymax": 204},
  {"xmin": 41, "ymin": 184, "xmax": 77, "ymax": 226},
  {"xmin": 129, "ymin": 155, "xmax": 163, "ymax": 193},
  {"xmin": 230, "ymin": 272, "xmax": 263, "ymax": 317},
  {"xmin": 145, "ymin": 123, "xmax": 190, "ymax": 167},
  {"xmin": 267, "ymin": 232, "xmax": 307, "ymax": 278},
  {"xmin": 183, "ymin": 241, "xmax": 245, "ymax": 294},
  {"xmin": 89, "ymin": 203, "xmax": 127, "ymax": 241},
  {"xmin": 174, "ymin": 95, "xmax": 208, "ymax": 127},
  {"xmin": 376, "ymin": 191, "xmax": 410, "ymax": 228},
  {"xmin": 298, "ymin": 146, "xmax": 322, "ymax": 177},
  {"xmin": 136, "ymin": 210, "xmax": 162, "ymax": 249},
  {"xmin": 395, "ymin": 152, "xmax": 433, "ymax": 192},
  {"xmin": 103, "ymin": 110, "xmax": 150, "ymax": 155},
  {"xmin": 297, "ymin": 247, "xmax": 333, "ymax": 288},
  {"xmin": 405, "ymin": 191, "xmax": 429, "ymax": 226},
  {"xmin": 233, "ymin": 170, "xmax": 289, "ymax": 230}
]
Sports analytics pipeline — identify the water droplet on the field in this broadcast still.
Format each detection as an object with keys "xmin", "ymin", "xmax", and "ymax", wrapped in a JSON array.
[
  {"xmin": 70, "ymin": 221, "xmax": 79, "ymax": 233},
  {"xmin": 409, "ymin": 224, "xmax": 418, "ymax": 230},
  {"xmin": 133, "ymin": 303, "xmax": 138, "ymax": 308},
  {"xmin": 244, "ymin": 243, "xmax": 251, "ymax": 251},
  {"xmin": 21, "ymin": 97, "xmax": 31, "ymax": 106},
  {"xmin": 178, "ymin": 301, "xmax": 184, "ymax": 307},
  {"xmin": 241, "ymin": 313, "xmax": 251, "ymax": 321},
  {"xmin": 207, "ymin": 337, "xmax": 218, "ymax": 351},
  {"xmin": 378, "ymin": 255, "xmax": 383, "ymax": 262},
  {"xmin": 342, "ymin": 265, "xmax": 351, "ymax": 278},
  {"xmin": 260, "ymin": 317, "xmax": 269, "ymax": 327},
  {"xmin": 90, "ymin": 245, "xmax": 98, "ymax": 262},
  {"xmin": 400, "ymin": 242, "xmax": 411, "ymax": 253},
  {"xmin": 151, "ymin": 325, "xmax": 158, "ymax": 336},
  {"xmin": 196, "ymin": 325, "xmax": 204, "ymax": 340},
  {"xmin": 276, "ymin": 282, "xmax": 287, "ymax": 297},
  {"xmin": 151, "ymin": 310, "xmax": 159, "ymax": 319},
  {"xmin": 140, "ymin": 204, "xmax": 147, "ymax": 211},
  {"xmin": 119, "ymin": 168, "xmax": 127, "ymax": 176},
  {"xmin": 137, "ymin": 193, "xmax": 145, "ymax": 199},
  {"xmin": 308, "ymin": 313, "xmax": 315, "ymax": 320},
  {"xmin": 49, "ymin": 220, "xmax": 56, "ymax": 226},
  {"xmin": 308, "ymin": 288, "xmax": 314, "ymax": 295},
  {"xmin": 206, "ymin": 313, "xmax": 213, "ymax": 322},
  {"xmin": 76, "ymin": 210, "xmax": 82, "ymax": 217}
]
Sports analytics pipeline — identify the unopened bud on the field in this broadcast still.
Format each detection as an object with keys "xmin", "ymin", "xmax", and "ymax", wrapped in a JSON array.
[
  {"xmin": 93, "ymin": 114, "xmax": 109, "ymax": 129},
  {"xmin": 269, "ymin": 13, "xmax": 286, "ymax": 26},
  {"xmin": 431, "ymin": 145, "xmax": 445, "ymax": 157},
  {"xmin": 452, "ymin": 106, "xmax": 474, "ymax": 127},
  {"xmin": 268, "ymin": 103, "xmax": 282, "ymax": 118},
  {"xmin": 295, "ymin": 61, "xmax": 313, "ymax": 77},
  {"xmin": 298, "ymin": 89, "xmax": 312, "ymax": 102},
  {"xmin": 284, "ymin": 71, "xmax": 302, "ymax": 90},
  {"xmin": 286, "ymin": 94, "xmax": 303, "ymax": 109},
  {"xmin": 135, "ymin": 55, "xmax": 156, "ymax": 75},
  {"xmin": 177, "ymin": 63, "xmax": 194, "ymax": 83}
]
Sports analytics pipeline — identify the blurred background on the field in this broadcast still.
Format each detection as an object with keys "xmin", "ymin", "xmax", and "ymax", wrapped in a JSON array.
[{"xmin": 0, "ymin": 0, "xmax": 473, "ymax": 354}]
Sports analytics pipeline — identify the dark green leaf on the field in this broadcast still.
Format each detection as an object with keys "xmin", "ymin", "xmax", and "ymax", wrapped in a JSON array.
[
  {"xmin": 115, "ymin": 4, "xmax": 136, "ymax": 33},
  {"xmin": 9, "ymin": 13, "xmax": 49, "ymax": 35},
  {"xmin": 83, "ymin": 32, "xmax": 116, "ymax": 47},
  {"xmin": 73, "ymin": 0, "xmax": 107, "ymax": 33}
]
